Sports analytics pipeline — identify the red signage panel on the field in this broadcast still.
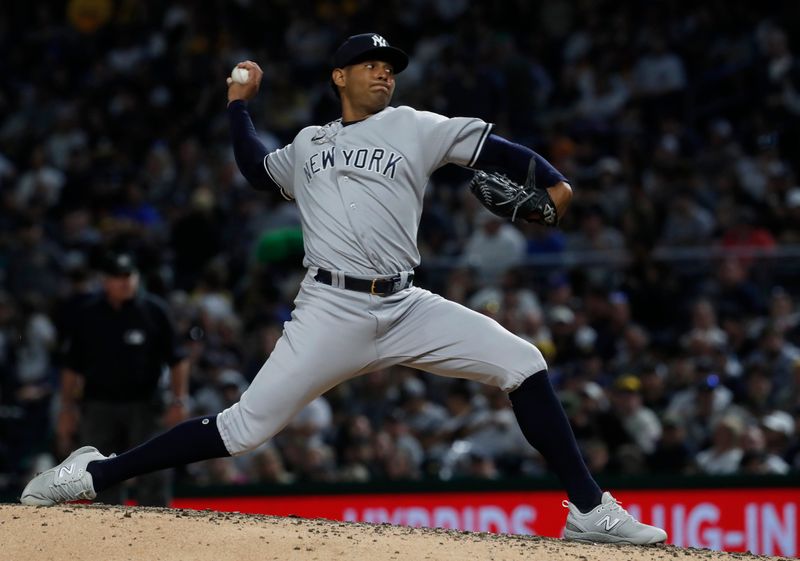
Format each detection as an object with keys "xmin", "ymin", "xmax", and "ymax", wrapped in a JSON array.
[{"xmin": 174, "ymin": 488, "xmax": 799, "ymax": 556}]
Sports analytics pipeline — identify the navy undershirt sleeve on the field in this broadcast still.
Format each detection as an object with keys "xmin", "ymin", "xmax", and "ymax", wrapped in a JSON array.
[
  {"xmin": 474, "ymin": 134, "xmax": 568, "ymax": 188},
  {"xmin": 227, "ymin": 100, "xmax": 277, "ymax": 191}
]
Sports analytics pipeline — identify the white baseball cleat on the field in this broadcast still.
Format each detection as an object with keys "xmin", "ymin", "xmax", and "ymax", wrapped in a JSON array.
[
  {"xmin": 563, "ymin": 491, "xmax": 668, "ymax": 545},
  {"xmin": 20, "ymin": 446, "xmax": 107, "ymax": 506}
]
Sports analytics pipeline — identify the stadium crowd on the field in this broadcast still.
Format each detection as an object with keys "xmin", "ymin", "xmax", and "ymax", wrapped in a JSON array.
[{"xmin": 1, "ymin": 1, "xmax": 800, "ymax": 496}]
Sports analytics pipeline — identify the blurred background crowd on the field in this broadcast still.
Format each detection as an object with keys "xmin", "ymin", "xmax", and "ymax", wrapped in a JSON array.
[{"xmin": 2, "ymin": 0, "xmax": 800, "ymax": 498}]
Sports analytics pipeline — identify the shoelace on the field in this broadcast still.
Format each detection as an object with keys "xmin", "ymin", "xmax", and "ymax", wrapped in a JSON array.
[
  {"xmin": 600, "ymin": 497, "xmax": 629, "ymax": 516},
  {"xmin": 48, "ymin": 477, "xmax": 94, "ymax": 502},
  {"xmin": 562, "ymin": 496, "xmax": 631, "ymax": 518}
]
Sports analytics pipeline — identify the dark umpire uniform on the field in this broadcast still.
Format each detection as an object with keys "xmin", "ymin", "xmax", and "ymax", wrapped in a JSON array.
[{"xmin": 57, "ymin": 252, "xmax": 189, "ymax": 506}]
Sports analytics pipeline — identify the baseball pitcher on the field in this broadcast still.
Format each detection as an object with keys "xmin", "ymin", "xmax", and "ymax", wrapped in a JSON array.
[{"xmin": 22, "ymin": 33, "xmax": 666, "ymax": 545}]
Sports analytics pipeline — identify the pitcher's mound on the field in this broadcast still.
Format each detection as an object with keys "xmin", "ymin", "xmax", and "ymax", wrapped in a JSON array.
[{"xmin": 1, "ymin": 504, "xmax": 791, "ymax": 561}]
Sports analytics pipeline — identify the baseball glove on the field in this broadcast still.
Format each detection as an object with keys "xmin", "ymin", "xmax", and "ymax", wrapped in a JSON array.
[{"xmin": 469, "ymin": 158, "xmax": 559, "ymax": 226}]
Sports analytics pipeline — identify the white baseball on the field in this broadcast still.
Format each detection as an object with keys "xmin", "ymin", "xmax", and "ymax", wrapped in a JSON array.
[{"xmin": 231, "ymin": 67, "xmax": 250, "ymax": 84}]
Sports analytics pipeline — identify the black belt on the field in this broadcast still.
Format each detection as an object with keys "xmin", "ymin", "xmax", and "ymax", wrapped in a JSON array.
[{"xmin": 314, "ymin": 268, "xmax": 414, "ymax": 296}]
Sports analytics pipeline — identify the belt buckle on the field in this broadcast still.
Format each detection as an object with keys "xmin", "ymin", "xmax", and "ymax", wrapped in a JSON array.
[{"xmin": 370, "ymin": 278, "xmax": 384, "ymax": 296}]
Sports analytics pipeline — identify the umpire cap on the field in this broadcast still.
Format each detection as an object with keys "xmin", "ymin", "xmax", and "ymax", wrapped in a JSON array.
[
  {"xmin": 101, "ymin": 251, "xmax": 138, "ymax": 276},
  {"xmin": 332, "ymin": 33, "xmax": 409, "ymax": 73}
]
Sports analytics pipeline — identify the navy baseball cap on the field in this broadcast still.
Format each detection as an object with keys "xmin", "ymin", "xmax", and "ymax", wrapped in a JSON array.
[
  {"xmin": 102, "ymin": 251, "xmax": 138, "ymax": 275},
  {"xmin": 332, "ymin": 33, "xmax": 409, "ymax": 73}
]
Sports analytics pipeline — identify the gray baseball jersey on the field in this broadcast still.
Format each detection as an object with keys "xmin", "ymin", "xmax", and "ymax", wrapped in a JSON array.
[
  {"xmin": 264, "ymin": 106, "xmax": 491, "ymax": 274},
  {"xmin": 217, "ymin": 105, "xmax": 546, "ymax": 455}
]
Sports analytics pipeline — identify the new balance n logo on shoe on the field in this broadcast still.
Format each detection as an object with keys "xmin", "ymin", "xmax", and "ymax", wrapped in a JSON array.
[
  {"xmin": 596, "ymin": 515, "xmax": 621, "ymax": 531},
  {"xmin": 58, "ymin": 463, "xmax": 75, "ymax": 479}
]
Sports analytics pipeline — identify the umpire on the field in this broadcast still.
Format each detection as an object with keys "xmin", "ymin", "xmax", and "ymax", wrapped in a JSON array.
[{"xmin": 56, "ymin": 251, "xmax": 189, "ymax": 505}]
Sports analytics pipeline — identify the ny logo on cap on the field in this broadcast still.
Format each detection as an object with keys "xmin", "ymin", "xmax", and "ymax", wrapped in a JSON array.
[{"xmin": 372, "ymin": 34, "xmax": 388, "ymax": 47}]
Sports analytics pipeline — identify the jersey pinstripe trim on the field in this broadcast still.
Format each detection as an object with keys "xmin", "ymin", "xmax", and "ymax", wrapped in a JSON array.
[
  {"xmin": 264, "ymin": 154, "xmax": 294, "ymax": 201},
  {"xmin": 467, "ymin": 123, "xmax": 493, "ymax": 168}
]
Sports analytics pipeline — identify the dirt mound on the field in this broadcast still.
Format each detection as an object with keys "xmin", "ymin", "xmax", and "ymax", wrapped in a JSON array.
[{"xmin": 0, "ymin": 504, "xmax": 791, "ymax": 561}]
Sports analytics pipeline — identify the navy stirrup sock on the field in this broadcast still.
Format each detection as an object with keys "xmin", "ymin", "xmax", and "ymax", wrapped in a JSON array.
[
  {"xmin": 509, "ymin": 371, "xmax": 602, "ymax": 513},
  {"xmin": 87, "ymin": 415, "xmax": 230, "ymax": 493}
]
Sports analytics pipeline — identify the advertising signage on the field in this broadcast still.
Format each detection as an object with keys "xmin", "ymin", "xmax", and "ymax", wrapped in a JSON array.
[{"xmin": 174, "ymin": 487, "xmax": 799, "ymax": 556}]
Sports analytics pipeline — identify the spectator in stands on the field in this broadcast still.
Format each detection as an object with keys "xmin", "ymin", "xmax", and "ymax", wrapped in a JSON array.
[
  {"xmin": 666, "ymin": 372, "xmax": 734, "ymax": 453},
  {"xmin": 384, "ymin": 446, "xmax": 422, "ymax": 481},
  {"xmin": 611, "ymin": 323, "xmax": 654, "ymax": 377},
  {"xmin": 463, "ymin": 386, "xmax": 531, "ymax": 464},
  {"xmin": 574, "ymin": 423, "xmax": 609, "ymax": 469},
  {"xmin": 295, "ymin": 441, "xmax": 338, "ymax": 483},
  {"xmin": 398, "ymin": 377, "xmax": 448, "ymax": 450},
  {"xmin": 5, "ymin": 217, "xmax": 62, "ymax": 303},
  {"xmin": 382, "ymin": 411, "xmax": 425, "ymax": 473},
  {"xmin": 247, "ymin": 445, "xmax": 296, "ymax": 485},
  {"xmin": 681, "ymin": 298, "xmax": 728, "ymax": 361},
  {"xmin": 13, "ymin": 146, "xmax": 65, "ymax": 209},
  {"xmin": 762, "ymin": 288, "xmax": 799, "ymax": 337},
  {"xmin": 8, "ymin": 295, "xmax": 57, "ymax": 472},
  {"xmin": 648, "ymin": 415, "xmax": 692, "ymax": 474},
  {"xmin": 170, "ymin": 186, "xmax": 224, "ymax": 291},
  {"xmin": 739, "ymin": 424, "xmax": 789, "ymax": 475},
  {"xmin": 694, "ymin": 415, "xmax": 745, "ymax": 475},
  {"xmin": 607, "ymin": 375, "xmax": 662, "ymax": 455},
  {"xmin": 430, "ymin": 382, "xmax": 485, "ymax": 462},
  {"xmin": 708, "ymin": 257, "xmax": 765, "ymax": 318},
  {"xmin": 658, "ymin": 190, "xmax": 715, "ymax": 247},
  {"xmin": 776, "ymin": 359, "xmax": 800, "ymax": 411},
  {"xmin": 760, "ymin": 410, "xmax": 795, "ymax": 461},
  {"xmin": 192, "ymin": 457, "xmax": 247, "ymax": 486},
  {"xmin": 462, "ymin": 211, "xmax": 526, "ymax": 284},
  {"xmin": 638, "ymin": 363, "xmax": 671, "ymax": 416},
  {"xmin": 633, "ymin": 35, "xmax": 687, "ymax": 115},
  {"xmin": 746, "ymin": 323, "xmax": 800, "ymax": 390},
  {"xmin": 566, "ymin": 205, "xmax": 625, "ymax": 253},
  {"xmin": 738, "ymin": 363, "xmax": 776, "ymax": 418},
  {"xmin": 336, "ymin": 414, "xmax": 379, "ymax": 481}
]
